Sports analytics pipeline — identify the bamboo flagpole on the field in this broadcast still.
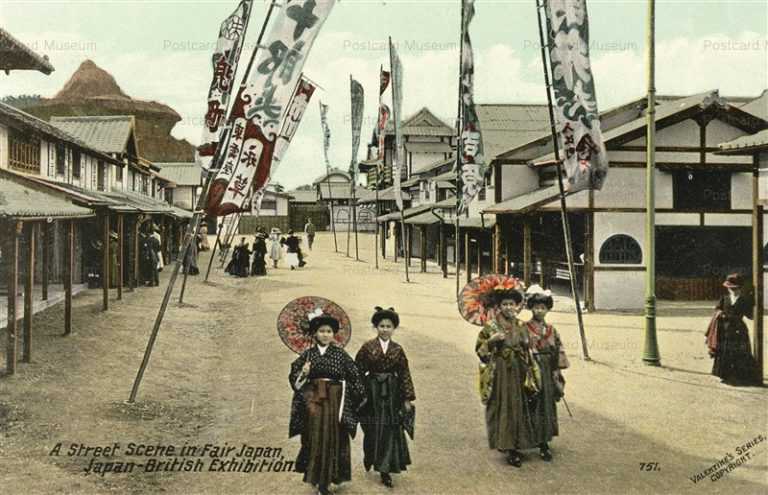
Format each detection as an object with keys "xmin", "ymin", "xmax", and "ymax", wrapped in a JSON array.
[
  {"xmin": 389, "ymin": 36, "xmax": 409, "ymax": 283},
  {"xmin": 455, "ymin": 0, "xmax": 466, "ymax": 295},
  {"xmin": 129, "ymin": 0, "xmax": 281, "ymax": 402},
  {"xmin": 536, "ymin": 0, "xmax": 607, "ymax": 361},
  {"xmin": 349, "ymin": 75, "xmax": 365, "ymax": 262},
  {"xmin": 319, "ymin": 100, "xmax": 339, "ymax": 252}
]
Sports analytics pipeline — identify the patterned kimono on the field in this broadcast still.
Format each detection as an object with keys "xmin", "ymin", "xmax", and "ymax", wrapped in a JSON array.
[
  {"xmin": 476, "ymin": 313, "xmax": 535, "ymax": 451},
  {"xmin": 289, "ymin": 345, "xmax": 364, "ymax": 487},
  {"xmin": 710, "ymin": 295, "xmax": 758, "ymax": 384},
  {"xmin": 526, "ymin": 320, "xmax": 568, "ymax": 445},
  {"xmin": 355, "ymin": 339, "xmax": 416, "ymax": 474}
]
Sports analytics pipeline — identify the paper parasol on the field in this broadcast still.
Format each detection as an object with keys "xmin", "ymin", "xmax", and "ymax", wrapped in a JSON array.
[
  {"xmin": 457, "ymin": 274, "xmax": 525, "ymax": 326},
  {"xmin": 277, "ymin": 296, "xmax": 352, "ymax": 354}
]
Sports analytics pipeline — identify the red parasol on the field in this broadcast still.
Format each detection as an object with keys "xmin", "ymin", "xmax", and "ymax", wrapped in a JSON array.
[
  {"xmin": 458, "ymin": 274, "xmax": 525, "ymax": 326},
  {"xmin": 277, "ymin": 296, "xmax": 352, "ymax": 354}
]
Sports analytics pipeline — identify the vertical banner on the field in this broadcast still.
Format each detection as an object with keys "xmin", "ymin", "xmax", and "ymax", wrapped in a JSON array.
[
  {"xmin": 388, "ymin": 38, "xmax": 404, "ymax": 211},
  {"xmin": 319, "ymin": 100, "xmax": 332, "ymax": 170},
  {"xmin": 273, "ymin": 75, "xmax": 317, "ymax": 165},
  {"xmin": 544, "ymin": 0, "xmax": 608, "ymax": 192},
  {"xmin": 206, "ymin": 0, "xmax": 337, "ymax": 216},
  {"xmin": 197, "ymin": 0, "xmax": 253, "ymax": 170},
  {"xmin": 458, "ymin": 0, "xmax": 486, "ymax": 215},
  {"xmin": 349, "ymin": 77, "xmax": 365, "ymax": 177}
]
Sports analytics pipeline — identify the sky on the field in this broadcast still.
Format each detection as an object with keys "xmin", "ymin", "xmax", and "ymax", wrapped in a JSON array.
[{"xmin": 1, "ymin": 0, "xmax": 767, "ymax": 189}]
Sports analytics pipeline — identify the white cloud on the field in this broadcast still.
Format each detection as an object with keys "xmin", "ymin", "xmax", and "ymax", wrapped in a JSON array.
[{"xmin": 2, "ymin": 27, "xmax": 765, "ymax": 190}]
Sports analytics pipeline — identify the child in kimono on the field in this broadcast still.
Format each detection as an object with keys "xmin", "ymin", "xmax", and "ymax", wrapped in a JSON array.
[
  {"xmin": 355, "ymin": 307, "xmax": 416, "ymax": 488},
  {"xmin": 289, "ymin": 314, "xmax": 364, "ymax": 495},
  {"xmin": 525, "ymin": 285, "xmax": 569, "ymax": 462}
]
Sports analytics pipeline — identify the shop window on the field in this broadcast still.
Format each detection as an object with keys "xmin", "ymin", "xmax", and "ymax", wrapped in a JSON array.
[
  {"xmin": 72, "ymin": 151, "xmax": 81, "ymax": 179},
  {"xmin": 97, "ymin": 161, "xmax": 106, "ymax": 191},
  {"xmin": 599, "ymin": 234, "xmax": 642, "ymax": 264},
  {"xmin": 56, "ymin": 143, "xmax": 66, "ymax": 176},
  {"xmin": 8, "ymin": 128, "xmax": 41, "ymax": 174}
]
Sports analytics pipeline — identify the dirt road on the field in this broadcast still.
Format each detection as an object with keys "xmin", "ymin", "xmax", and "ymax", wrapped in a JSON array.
[{"xmin": 1, "ymin": 232, "xmax": 766, "ymax": 494}]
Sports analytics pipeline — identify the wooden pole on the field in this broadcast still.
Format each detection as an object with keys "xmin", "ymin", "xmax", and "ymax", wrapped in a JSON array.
[
  {"xmin": 204, "ymin": 217, "xmax": 226, "ymax": 281},
  {"xmin": 133, "ymin": 216, "xmax": 140, "ymax": 288},
  {"xmin": 393, "ymin": 223, "xmax": 398, "ymax": 263},
  {"xmin": 420, "ymin": 225, "xmax": 427, "ymax": 273},
  {"xmin": 440, "ymin": 225, "xmax": 447, "ymax": 278},
  {"xmin": 753, "ymin": 154, "xmax": 764, "ymax": 382},
  {"xmin": 42, "ymin": 222, "xmax": 49, "ymax": 301},
  {"xmin": 465, "ymin": 231, "xmax": 471, "ymax": 284},
  {"xmin": 476, "ymin": 234, "xmax": 482, "ymax": 277},
  {"xmin": 6, "ymin": 221, "xmax": 21, "ymax": 374},
  {"xmin": 535, "ymin": 0, "xmax": 589, "ymax": 360},
  {"xmin": 102, "ymin": 211, "xmax": 109, "ymax": 311},
  {"xmin": 585, "ymin": 211, "xmax": 595, "ymax": 312},
  {"xmin": 117, "ymin": 214, "xmax": 124, "ymax": 301},
  {"xmin": 64, "ymin": 220, "xmax": 74, "ymax": 336},
  {"xmin": 504, "ymin": 230, "xmax": 510, "ymax": 276},
  {"xmin": 23, "ymin": 222, "xmax": 35, "ymax": 363},
  {"xmin": 524, "ymin": 218, "xmax": 532, "ymax": 286},
  {"xmin": 493, "ymin": 222, "xmax": 501, "ymax": 274}
]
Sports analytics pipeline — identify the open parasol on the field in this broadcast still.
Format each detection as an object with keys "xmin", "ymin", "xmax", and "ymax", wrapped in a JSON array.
[
  {"xmin": 277, "ymin": 296, "xmax": 352, "ymax": 354},
  {"xmin": 457, "ymin": 274, "xmax": 525, "ymax": 326}
]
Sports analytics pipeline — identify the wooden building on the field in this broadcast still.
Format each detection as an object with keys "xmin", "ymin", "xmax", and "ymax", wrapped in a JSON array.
[{"xmin": 484, "ymin": 90, "xmax": 768, "ymax": 309}]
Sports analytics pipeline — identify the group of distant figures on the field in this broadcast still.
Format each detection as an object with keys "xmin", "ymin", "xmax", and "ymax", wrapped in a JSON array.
[{"xmin": 224, "ymin": 219, "xmax": 316, "ymax": 278}]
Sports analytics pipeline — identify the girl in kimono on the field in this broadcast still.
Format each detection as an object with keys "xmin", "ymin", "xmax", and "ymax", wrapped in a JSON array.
[
  {"xmin": 475, "ymin": 287, "xmax": 535, "ymax": 467},
  {"xmin": 525, "ymin": 285, "xmax": 569, "ymax": 462},
  {"xmin": 251, "ymin": 233, "xmax": 268, "ymax": 276},
  {"xmin": 355, "ymin": 307, "xmax": 415, "ymax": 488},
  {"xmin": 707, "ymin": 273, "xmax": 759, "ymax": 385},
  {"xmin": 269, "ymin": 228, "xmax": 283, "ymax": 268},
  {"xmin": 289, "ymin": 313, "xmax": 364, "ymax": 495}
]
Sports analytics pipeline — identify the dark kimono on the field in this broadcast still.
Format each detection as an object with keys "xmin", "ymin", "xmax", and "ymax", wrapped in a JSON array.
[
  {"xmin": 289, "ymin": 345, "xmax": 364, "ymax": 487},
  {"xmin": 225, "ymin": 244, "xmax": 250, "ymax": 277},
  {"xmin": 710, "ymin": 295, "xmax": 758, "ymax": 384},
  {"xmin": 476, "ymin": 314, "xmax": 535, "ymax": 451},
  {"xmin": 526, "ymin": 320, "xmax": 568, "ymax": 445},
  {"xmin": 251, "ymin": 239, "xmax": 267, "ymax": 276},
  {"xmin": 355, "ymin": 339, "xmax": 416, "ymax": 474}
]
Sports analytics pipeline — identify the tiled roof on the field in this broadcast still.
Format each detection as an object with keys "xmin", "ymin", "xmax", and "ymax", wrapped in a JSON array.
[
  {"xmin": 0, "ymin": 169, "xmax": 93, "ymax": 218},
  {"xmin": 386, "ymin": 107, "xmax": 454, "ymax": 136},
  {"xmin": 286, "ymin": 189, "xmax": 318, "ymax": 203},
  {"xmin": 718, "ymin": 128, "xmax": 768, "ymax": 155},
  {"xmin": 0, "ymin": 102, "xmax": 119, "ymax": 164},
  {"xmin": 50, "ymin": 115, "xmax": 135, "ymax": 154},
  {"xmin": 404, "ymin": 141, "xmax": 452, "ymax": 153},
  {"xmin": 476, "ymin": 104, "xmax": 551, "ymax": 160},
  {"xmin": 313, "ymin": 168, "xmax": 351, "ymax": 184},
  {"xmin": 0, "ymin": 27, "xmax": 54, "ymax": 74},
  {"xmin": 483, "ymin": 185, "xmax": 559, "ymax": 214},
  {"xmin": 376, "ymin": 204, "xmax": 432, "ymax": 222},
  {"xmin": 156, "ymin": 162, "xmax": 202, "ymax": 186},
  {"xmin": 739, "ymin": 90, "xmax": 768, "ymax": 120},
  {"xmin": 412, "ymin": 156, "xmax": 455, "ymax": 175},
  {"xmin": 356, "ymin": 187, "xmax": 411, "ymax": 203}
]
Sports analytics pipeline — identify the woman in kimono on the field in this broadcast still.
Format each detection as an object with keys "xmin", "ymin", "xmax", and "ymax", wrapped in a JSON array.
[
  {"xmin": 355, "ymin": 307, "xmax": 415, "ymax": 488},
  {"xmin": 251, "ymin": 233, "xmax": 268, "ymax": 276},
  {"xmin": 269, "ymin": 228, "xmax": 283, "ymax": 269},
  {"xmin": 707, "ymin": 273, "xmax": 759, "ymax": 385},
  {"xmin": 475, "ymin": 287, "xmax": 535, "ymax": 467},
  {"xmin": 525, "ymin": 285, "xmax": 569, "ymax": 462},
  {"xmin": 289, "ymin": 313, "xmax": 364, "ymax": 495}
]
